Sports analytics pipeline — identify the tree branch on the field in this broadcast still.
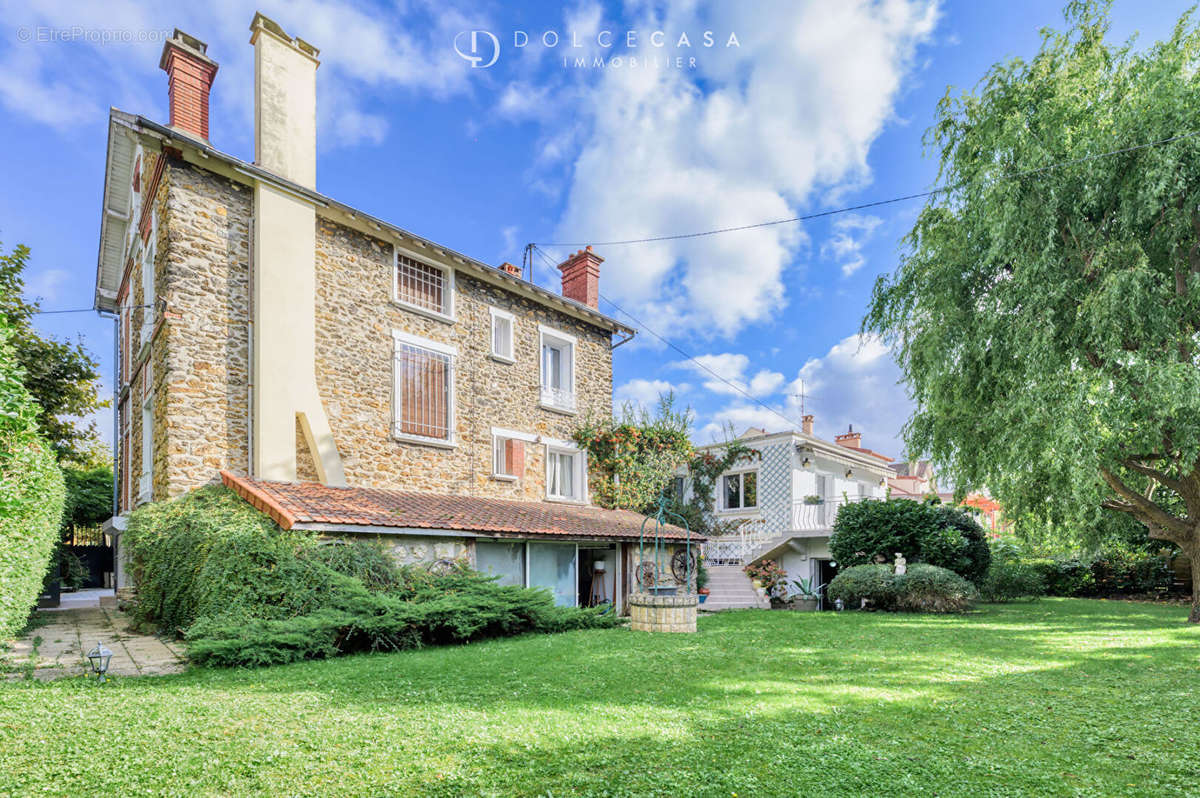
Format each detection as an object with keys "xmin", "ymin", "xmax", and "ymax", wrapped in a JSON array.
[{"xmin": 1099, "ymin": 466, "xmax": 1191, "ymax": 543}]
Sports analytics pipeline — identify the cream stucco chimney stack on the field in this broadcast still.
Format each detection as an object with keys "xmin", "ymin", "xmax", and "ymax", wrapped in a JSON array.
[
  {"xmin": 246, "ymin": 13, "xmax": 344, "ymax": 487},
  {"xmin": 250, "ymin": 12, "xmax": 319, "ymax": 189}
]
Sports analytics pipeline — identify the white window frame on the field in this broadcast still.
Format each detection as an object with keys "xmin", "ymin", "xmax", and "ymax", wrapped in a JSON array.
[
  {"xmin": 544, "ymin": 438, "xmax": 587, "ymax": 503},
  {"xmin": 139, "ymin": 379, "xmax": 153, "ymax": 505},
  {"xmin": 719, "ymin": 468, "xmax": 758, "ymax": 512},
  {"xmin": 491, "ymin": 427, "xmax": 536, "ymax": 481},
  {"xmin": 391, "ymin": 330, "xmax": 457, "ymax": 448},
  {"xmin": 139, "ymin": 217, "xmax": 157, "ymax": 348},
  {"xmin": 538, "ymin": 324, "xmax": 577, "ymax": 415},
  {"xmin": 489, "ymin": 306, "xmax": 516, "ymax": 363},
  {"xmin": 392, "ymin": 245, "xmax": 455, "ymax": 323}
]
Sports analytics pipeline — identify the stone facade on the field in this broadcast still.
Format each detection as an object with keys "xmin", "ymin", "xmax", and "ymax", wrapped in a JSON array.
[
  {"xmin": 313, "ymin": 219, "xmax": 612, "ymax": 498},
  {"xmin": 121, "ymin": 158, "xmax": 615, "ymax": 509}
]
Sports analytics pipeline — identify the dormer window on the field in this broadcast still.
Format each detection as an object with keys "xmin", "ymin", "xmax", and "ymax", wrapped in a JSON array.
[{"xmin": 394, "ymin": 249, "xmax": 454, "ymax": 320}]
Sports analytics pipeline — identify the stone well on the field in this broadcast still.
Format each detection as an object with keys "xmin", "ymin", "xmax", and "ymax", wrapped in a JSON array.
[{"xmin": 629, "ymin": 592, "xmax": 698, "ymax": 633}]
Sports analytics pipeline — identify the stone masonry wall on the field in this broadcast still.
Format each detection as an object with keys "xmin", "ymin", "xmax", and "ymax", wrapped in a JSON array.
[
  {"xmin": 145, "ymin": 160, "xmax": 613, "ymax": 502},
  {"xmin": 160, "ymin": 161, "xmax": 252, "ymax": 497},
  {"xmin": 313, "ymin": 218, "xmax": 613, "ymax": 499}
]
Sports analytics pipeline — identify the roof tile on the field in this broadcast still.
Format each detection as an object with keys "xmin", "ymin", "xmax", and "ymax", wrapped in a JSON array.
[{"xmin": 220, "ymin": 471, "xmax": 698, "ymax": 541}]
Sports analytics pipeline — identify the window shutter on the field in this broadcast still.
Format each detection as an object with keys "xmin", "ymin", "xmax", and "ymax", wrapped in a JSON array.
[
  {"xmin": 397, "ymin": 343, "xmax": 451, "ymax": 440},
  {"xmin": 505, "ymin": 439, "xmax": 524, "ymax": 477}
]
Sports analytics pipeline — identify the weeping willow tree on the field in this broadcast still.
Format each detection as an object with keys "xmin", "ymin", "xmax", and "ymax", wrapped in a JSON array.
[{"xmin": 866, "ymin": 1, "xmax": 1200, "ymax": 621}]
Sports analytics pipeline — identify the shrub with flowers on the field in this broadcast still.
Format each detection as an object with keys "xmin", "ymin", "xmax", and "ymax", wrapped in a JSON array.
[
  {"xmin": 743, "ymin": 559, "xmax": 787, "ymax": 598},
  {"xmin": 573, "ymin": 394, "xmax": 695, "ymax": 511}
]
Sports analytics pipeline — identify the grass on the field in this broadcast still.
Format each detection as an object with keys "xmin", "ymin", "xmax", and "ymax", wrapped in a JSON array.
[{"xmin": 0, "ymin": 598, "xmax": 1197, "ymax": 797}]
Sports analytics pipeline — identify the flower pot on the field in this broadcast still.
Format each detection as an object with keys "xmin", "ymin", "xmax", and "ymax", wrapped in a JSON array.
[
  {"xmin": 791, "ymin": 597, "xmax": 819, "ymax": 612},
  {"xmin": 698, "ymin": 593, "xmax": 708, "ymax": 604}
]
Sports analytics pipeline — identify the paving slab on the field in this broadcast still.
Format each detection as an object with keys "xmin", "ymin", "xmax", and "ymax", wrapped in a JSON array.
[{"xmin": 3, "ymin": 607, "xmax": 185, "ymax": 681}]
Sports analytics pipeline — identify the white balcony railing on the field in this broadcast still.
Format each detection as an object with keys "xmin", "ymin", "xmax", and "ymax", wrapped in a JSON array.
[
  {"xmin": 540, "ymin": 386, "xmax": 576, "ymax": 413},
  {"xmin": 791, "ymin": 495, "xmax": 874, "ymax": 531},
  {"xmin": 701, "ymin": 518, "xmax": 771, "ymax": 566}
]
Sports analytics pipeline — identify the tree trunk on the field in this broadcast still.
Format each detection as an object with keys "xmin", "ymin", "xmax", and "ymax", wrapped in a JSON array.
[{"xmin": 1189, "ymin": 545, "xmax": 1200, "ymax": 624}]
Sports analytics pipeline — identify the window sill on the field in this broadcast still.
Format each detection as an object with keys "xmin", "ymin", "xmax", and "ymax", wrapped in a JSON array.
[
  {"xmin": 391, "ymin": 300, "xmax": 455, "ymax": 325},
  {"xmin": 392, "ymin": 432, "xmax": 458, "ymax": 450},
  {"xmin": 489, "ymin": 353, "xmax": 516, "ymax": 365},
  {"xmin": 539, "ymin": 402, "xmax": 578, "ymax": 416},
  {"xmin": 716, "ymin": 507, "xmax": 759, "ymax": 516},
  {"xmin": 545, "ymin": 496, "xmax": 588, "ymax": 506},
  {"xmin": 491, "ymin": 474, "xmax": 519, "ymax": 482}
]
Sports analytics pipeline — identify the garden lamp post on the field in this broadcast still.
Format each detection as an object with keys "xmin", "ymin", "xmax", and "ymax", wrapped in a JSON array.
[{"xmin": 86, "ymin": 641, "xmax": 112, "ymax": 683}]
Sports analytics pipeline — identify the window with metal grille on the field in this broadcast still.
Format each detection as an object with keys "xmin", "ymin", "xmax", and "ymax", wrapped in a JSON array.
[
  {"xmin": 396, "ymin": 253, "xmax": 448, "ymax": 315},
  {"xmin": 394, "ymin": 342, "xmax": 452, "ymax": 441}
]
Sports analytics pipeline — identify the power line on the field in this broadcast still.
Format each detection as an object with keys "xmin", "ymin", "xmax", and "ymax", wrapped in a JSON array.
[
  {"xmin": 534, "ymin": 129, "xmax": 1200, "ymax": 248},
  {"xmin": 532, "ymin": 245, "xmax": 805, "ymax": 433},
  {"xmin": 32, "ymin": 308, "xmax": 95, "ymax": 315}
]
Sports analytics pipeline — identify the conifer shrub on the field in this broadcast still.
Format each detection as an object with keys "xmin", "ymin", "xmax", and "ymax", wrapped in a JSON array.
[{"xmin": 125, "ymin": 486, "xmax": 619, "ymax": 667}]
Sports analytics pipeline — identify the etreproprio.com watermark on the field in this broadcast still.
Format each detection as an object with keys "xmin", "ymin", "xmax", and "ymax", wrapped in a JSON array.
[{"xmin": 16, "ymin": 26, "xmax": 172, "ymax": 44}]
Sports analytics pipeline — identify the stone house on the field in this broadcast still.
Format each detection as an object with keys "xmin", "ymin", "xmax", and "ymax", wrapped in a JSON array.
[{"xmin": 93, "ymin": 16, "xmax": 694, "ymax": 613}]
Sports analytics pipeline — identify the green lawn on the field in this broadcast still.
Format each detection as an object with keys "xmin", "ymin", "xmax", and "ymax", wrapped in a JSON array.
[{"xmin": 1, "ymin": 599, "xmax": 1196, "ymax": 797}]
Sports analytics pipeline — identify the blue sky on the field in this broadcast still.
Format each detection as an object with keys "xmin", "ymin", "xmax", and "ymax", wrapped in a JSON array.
[{"xmin": 0, "ymin": 0, "xmax": 1189, "ymax": 458}]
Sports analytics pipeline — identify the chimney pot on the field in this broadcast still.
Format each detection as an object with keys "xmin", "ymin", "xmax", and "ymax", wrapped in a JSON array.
[
  {"xmin": 159, "ymin": 29, "xmax": 219, "ymax": 140},
  {"xmin": 499, "ymin": 261, "xmax": 522, "ymax": 278},
  {"xmin": 835, "ymin": 425, "xmax": 863, "ymax": 450},
  {"xmin": 557, "ymin": 246, "xmax": 604, "ymax": 308},
  {"xmin": 801, "ymin": 414, "xmax": 814, "ymax": 435}
]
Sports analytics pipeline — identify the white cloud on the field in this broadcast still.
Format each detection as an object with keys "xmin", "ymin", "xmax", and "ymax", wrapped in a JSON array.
[
  {"xmin": 614, "ymin": 377, "xmax": 688, "ymax": 415},
  {"xmin": 823, "ymin": 214, "xmax": 883, "ymax": 277},
  {"xmin": 793, "ymin": 333, "xmax": 909, "ymax": 457},
  {"xmin": 673, "ymin": 352, "xmax": 785, "ymax": 398},
  {"xmin": 541, "ymin": 0, "xmax": 938, "ymax": 335},
  {"xmin": 0, "ymin": 0, "xmax": 491, "ymax": 148},
  {"xmin": 25, "ymin": 267, "xmax": 71, "ymax": 303},
  {"xmin": 692, "ymin": 333, "xmax": 910, "ymax": 454}
]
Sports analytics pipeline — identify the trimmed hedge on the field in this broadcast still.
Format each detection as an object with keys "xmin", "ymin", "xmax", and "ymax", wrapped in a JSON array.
[
  {"xmin": 830, "ymin": 499, "xmax": 991, "ymax": 583},
  {"xmin": 828, "ymin": 563, "xmax": 977, "ymax": 613},
  {"xmin": 126, "ymin": 486, "xmax": 619, "ymax": 667},
  {"xmin": 0, "ymin": 318, "xmax": 64, "ymax": 641}
]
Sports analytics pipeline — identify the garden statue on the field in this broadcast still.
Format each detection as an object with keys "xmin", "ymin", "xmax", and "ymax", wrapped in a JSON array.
[{"xmin": 894, "ymin": 552, "xmax": 907, "ymax": 575}]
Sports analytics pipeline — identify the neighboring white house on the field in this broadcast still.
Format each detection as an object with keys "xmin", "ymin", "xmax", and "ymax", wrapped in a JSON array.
[{"xmin": 687, "ymin": 416, "xmax": 893, "ymax": 601}]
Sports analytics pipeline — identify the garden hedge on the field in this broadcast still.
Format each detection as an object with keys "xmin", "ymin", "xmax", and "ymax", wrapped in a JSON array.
[
  {"xmin": 0, "ymin": 318, "xmax": 64, "ymax": 641},
  {"xmin": 829, "ymin": 499, "xmax": 991, "ymax": 583}
]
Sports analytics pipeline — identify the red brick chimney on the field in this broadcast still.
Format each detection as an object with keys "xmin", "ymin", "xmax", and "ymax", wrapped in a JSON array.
[
  {"xmin": 801, "ymin": 414, "xmax": 814, "ymax": 435},
  {"xmin": 558, "ymin": 246, "xmax": 603, "ymax": 308},
  {"xmin": 159, "ymin": 29, "xmax": 219, "ymax": 141},
  {"xmin": 499, "ymin": 262, "xmax": 522, "ymax": 278},
  {"xmin": 835, "ymin": 424, "xmax": 862, "ymax": 449}
]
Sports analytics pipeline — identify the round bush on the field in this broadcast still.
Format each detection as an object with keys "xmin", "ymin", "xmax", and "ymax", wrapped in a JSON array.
[
  {"xmin": 828, "ymin": 564, "xmax": 897, "ymax": 609},
  {"xmin": 830, "ymin": 499, "xmax": 991, "ymax": 583},
  {"xmin": 895, "ymin": 564, "xmax": 978, "ymax": 613}
]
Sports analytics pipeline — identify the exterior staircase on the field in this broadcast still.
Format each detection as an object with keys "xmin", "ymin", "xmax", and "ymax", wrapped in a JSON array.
[{"xmin": 702, "ymin": 564, "xmax": 769, "ymax": 611}]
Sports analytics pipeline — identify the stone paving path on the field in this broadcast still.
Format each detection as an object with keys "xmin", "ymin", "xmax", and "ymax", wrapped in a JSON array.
[{"xmin": 4, "ymin": 608, "xmax": 186, "ymax": 681}]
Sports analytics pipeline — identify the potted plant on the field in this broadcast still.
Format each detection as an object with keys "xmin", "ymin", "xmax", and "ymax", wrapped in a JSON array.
[
  {"xmin": 743, "ymin": 560, "xmax": 788, "ymax": 608},
  {"xmin": 802, "ymin": 494, "xmax": 823, "ymax": 505},
  {"xmin": 789, "ymin": 577, "xmax": 820, "ymax": 612},
  {"xmin": 696, "ymin": 560, "xmax": 710, "ymax": 603}
]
